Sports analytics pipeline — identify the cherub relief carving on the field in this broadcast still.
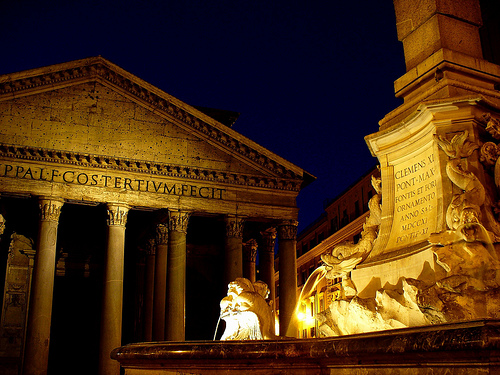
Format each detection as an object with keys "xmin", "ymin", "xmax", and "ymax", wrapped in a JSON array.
[{"xmin": 219, "ymin": 278, "xmax": 276, "ymax": 340}]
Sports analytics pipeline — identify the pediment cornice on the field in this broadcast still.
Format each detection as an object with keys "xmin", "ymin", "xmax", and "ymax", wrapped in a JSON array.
[
  {"xmin": 0, "ymin": 144, "xmax": 304, "ymax": 192},
  {"xmin": 0, "ymin": 57, "xmax": 314, "ymax": 186}
]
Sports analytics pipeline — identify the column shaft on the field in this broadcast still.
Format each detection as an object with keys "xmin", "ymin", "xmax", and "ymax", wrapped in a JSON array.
[
  {"xmin": 166, "ymin": 210, "xmax": 190, "ymax": 341},
  {"xmin": 243, "ymin": 239, "xmax": 258, "ymax": 283},
  {"xmin": 23, "ymin": 198, "xmax": 64, "ymax": 375},
  {"xmin": 278, "ymin": 220, "xmax": 298, "ymax": 338},
  {"xmin": 143, "ymin": 239, "xmax": 156, "ymax": 342},
  {"xmin": 224, "ymin": 216, "xmax": 244, "ymax": 287},
  {"xmin": 153, "ymin": 224, "xmax": 168, "ymax": 341},
  {"xmin": 98, "ymin": 203, "xmax": 129, "ymax": 375},
  {"xmin": 260, "ymin": 228, "xmax": 277, "ymax": 313}
]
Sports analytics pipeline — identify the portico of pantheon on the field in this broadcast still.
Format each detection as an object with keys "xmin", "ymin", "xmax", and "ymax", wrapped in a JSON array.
[{"xmin": 0, "ymin": 57, "xmax": 314, "ymax": 375}]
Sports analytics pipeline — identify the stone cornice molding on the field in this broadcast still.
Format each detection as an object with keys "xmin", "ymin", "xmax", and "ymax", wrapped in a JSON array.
[
  {"xmin": 243, "ymin": 239, "xmax": 258, "ymax": 263},
  {"xmin": 278, "ymin": 220, "xmax": 299, "ymax": 241},
  {"xmin": 106, "ymin": 203, "xmax": 129, "ymax": 227},
  {"xmin": 38, "ymin": 197, "xmax": 64, "ymax": 222},
  {"xmin": 0, "ymin": 57, "xmax": 313, "ymax": 186},
  {"xmin": 225, "ymin": 215, "xmax": 245, "ymax": 239},
  {"xmin": 0, "ymin": 144, "xmax": 303, "ymax": 192},
  {"xmin": 168, "ymin": 210, "xmax": 190, "ymax": 234}
]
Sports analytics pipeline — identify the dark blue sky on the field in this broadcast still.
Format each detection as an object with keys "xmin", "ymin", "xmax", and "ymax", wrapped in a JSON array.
[{"xmin": 0, "ymin": 1, "xmax": 406, "ymax": 231}]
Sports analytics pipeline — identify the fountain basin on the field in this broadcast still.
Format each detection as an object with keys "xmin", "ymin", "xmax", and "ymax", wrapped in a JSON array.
[{"xmin": 112, "ymin": 320, "xmax": 500, "ymax": 374}]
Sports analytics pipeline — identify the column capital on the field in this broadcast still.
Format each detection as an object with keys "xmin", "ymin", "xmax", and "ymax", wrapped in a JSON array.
[
  {"xmin": 106, "ymin": 203, "xmax": 130, "ymax": 227},
  {"xmin": 278, "ymin": 220, "xmax": 298, "ymax": 241},
  {"xmin": 225, "ymin": 215, "xmax": 244, "ymax": 238},
  {"xmin": 260, "ymin": 227, "xmax": 277, "ymax": 253},
  {"xmin": 38, "ymin": 197, "xmax": 64, "ymax": 222},
  {"xmin": 243, "ymin": 239, "xmax": 258, "ymax": 263},
  {"xmin": 0, "ymin": 213, "xmax": 5, "ymax": 236},
  {"xmin": 146, "ymin": 238, "xmax": 156, "ymax": 255},
  {"xmin": 156, "ymin": 223, "xmax": 169, "ymax": 245},
  {"xmin": 168, "ymin": 210, "xmax": 190, "ymax": 233}
]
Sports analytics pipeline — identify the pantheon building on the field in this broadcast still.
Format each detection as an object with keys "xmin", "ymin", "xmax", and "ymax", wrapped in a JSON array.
[{"xmin": 0, "ymin": 57, "xmax": 313, "ymax": 375}]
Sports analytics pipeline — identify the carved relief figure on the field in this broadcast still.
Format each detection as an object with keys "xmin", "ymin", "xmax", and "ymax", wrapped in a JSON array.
[
  {"xmin": 219, "ymin": 278, "xmax": 276, "ymax": 340},
  {"xmin": 435, "ymin": 130, "xmax": 500, "ymax": 244}
]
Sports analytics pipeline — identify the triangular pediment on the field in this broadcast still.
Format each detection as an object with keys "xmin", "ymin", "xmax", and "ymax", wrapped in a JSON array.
[{"xmin": 0, "ymin": 57, "xmax": 315, "ymax": 191}]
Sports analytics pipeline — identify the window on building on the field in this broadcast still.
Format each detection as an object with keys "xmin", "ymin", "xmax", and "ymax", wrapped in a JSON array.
[
  {"xmin": 330, "ymin": 217, "xmax": 338, "ymax": 234},
  {"xmin": 355, "ymin": 200, "xmax": 361, "ymax": 217},
  {"xmin": 310, "ymin": 327, "xmax": 315, "ymax": 337},
  {"xmin": 318, "ymin": 232, "xmax": 324, "ymax": 243},
  {"xmin": 341, "ymin": 209, "xmax": 349, "ymax": 227},
  {"xmin": 309, "ymin": 238, "xmax": 316, "ymax": 249}
]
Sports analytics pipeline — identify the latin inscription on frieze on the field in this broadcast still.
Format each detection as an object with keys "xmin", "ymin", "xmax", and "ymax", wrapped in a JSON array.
[
  {"xmin": 0, "ymin": 162, "xmax": 225, "ymax": 199},
  {"xmin": 386, "ymin": 147, "xmax": 438, "ymax": 249}
]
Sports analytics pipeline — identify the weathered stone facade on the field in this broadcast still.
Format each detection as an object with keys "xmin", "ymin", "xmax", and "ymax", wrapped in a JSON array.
[{"xmin": 0, "ymin": 57, "xmax": 313, "ymax": 375}]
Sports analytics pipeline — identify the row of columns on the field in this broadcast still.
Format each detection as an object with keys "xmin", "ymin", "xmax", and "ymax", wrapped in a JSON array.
[{"xmin": 20, "ymin": 196, "xmax": 298, "ymax": 375}]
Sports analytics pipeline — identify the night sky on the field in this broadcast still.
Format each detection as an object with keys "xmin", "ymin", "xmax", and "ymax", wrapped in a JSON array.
[{"xmin": 0, "ymin": 1, "xmax": 406, "ymax": 232}]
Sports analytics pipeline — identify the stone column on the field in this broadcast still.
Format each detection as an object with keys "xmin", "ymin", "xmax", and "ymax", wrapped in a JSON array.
[
  {"xmin": 224, "ymin": 215, "xmax": 244, "ymax": 287},
  {"xmin": 166, "ymin": 210, "xmax": 190, "ymax": 341},
  {"xmin": 278, "ymin": 220, "xmax": 298, "ymax": 338},
  {"xmin": 0, "ymin": 213, "xmax": 5, "ymax": 238},
  {"xmin": 23, "ymin": 197, "xmax": 64, "ymax": 375},
  {"xmin": 98, "ymin": 203, "xmax": 129, "ymax": 375},
  {"xmin": 152, "ymin": 223, "xmax": 168, "ymax": 341},
  {"xmin": 243, "ymin": 239, "xmax": 258, "ymax": 283},
  {"xmin": 260, "ymin": 227, "xmax": 277, "ymax": 308},
  {"xmin": 143, "ymin": 238, "xmax": 156, "ymax": 342}
]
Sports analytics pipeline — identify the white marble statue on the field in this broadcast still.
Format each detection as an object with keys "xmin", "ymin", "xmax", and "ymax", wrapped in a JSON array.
[{"xmin": 219, "ymin": 278, "xmax": 276, "ymax": 340}]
